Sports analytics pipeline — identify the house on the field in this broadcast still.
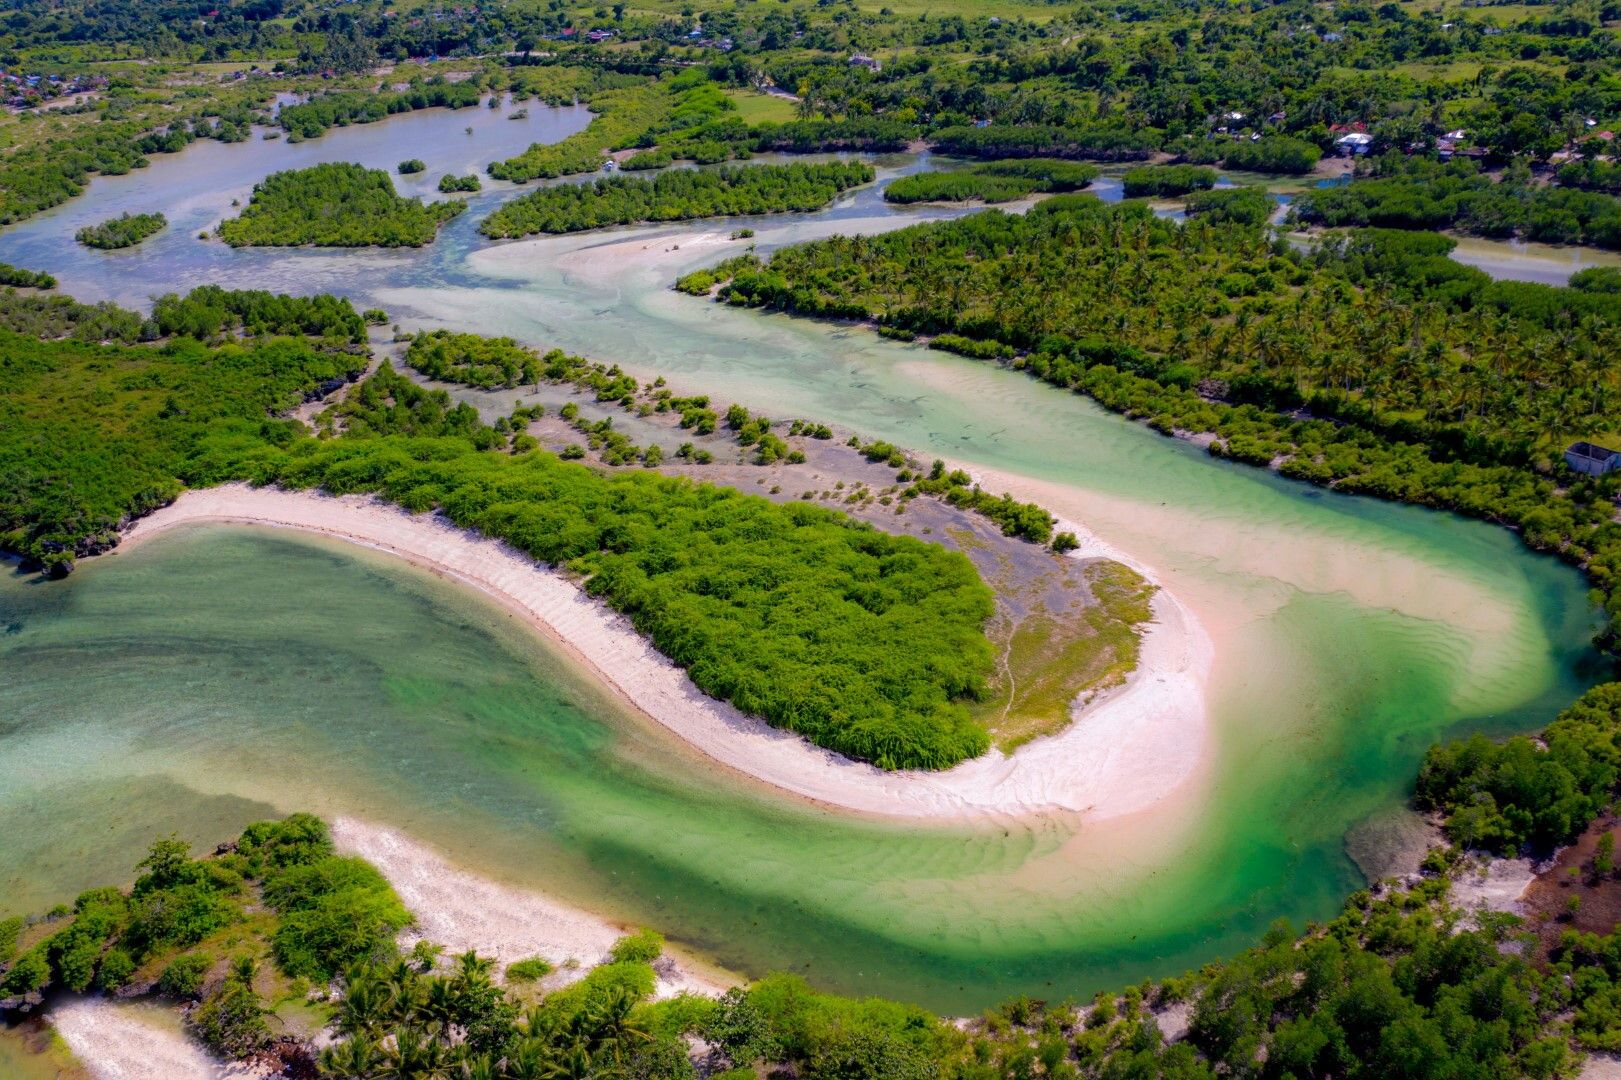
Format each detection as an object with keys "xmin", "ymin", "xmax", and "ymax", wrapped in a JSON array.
[
  {"xmin": 1566, "ymin": 441, "xmax": 1621, "ymax": 476},
  {"xmin": 848, "ymin": 53, "xmax": 881, "ymax": 72},
  {"xmin": 1335, "ymin": 132, "xmax": 1373, "ymax": 155}
]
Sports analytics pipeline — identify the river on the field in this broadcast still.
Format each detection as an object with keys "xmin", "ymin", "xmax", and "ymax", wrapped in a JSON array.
[{"xmin": 0, "ymin": 102, "xmax": 1603, "ymax": 1018}]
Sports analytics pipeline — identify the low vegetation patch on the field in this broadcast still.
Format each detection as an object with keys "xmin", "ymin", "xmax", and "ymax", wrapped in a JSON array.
[
  {"xmin": 1120, "ymin": 164, "xmax": 1217, "ymax": 198},
  {"xmin": 480, "ymin": 161, "xmax": 872, "ymax": 239},
  {"xmin": 884, "ymin": 159, "xmax": 1097, "ymax": 204},
  {"xmin": 218, "ymin": 163, "xmax": 464, "ymax": 248},
  {"xmin": 75, "ymin": 211, "xmax": 166, "ymax": 249},
  {"xmin": 0, "ymin": 262, "xmax": 55, "ymax": 289}
]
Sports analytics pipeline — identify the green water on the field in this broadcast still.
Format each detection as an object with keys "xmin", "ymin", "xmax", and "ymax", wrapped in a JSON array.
[
  {"xmin": 0, "ymin": 104, "xmax": 1605, "ymax": 1015},
  {"xmin": 0, "ymin": 509, "xmax": 1595, "ymax": 1012}
]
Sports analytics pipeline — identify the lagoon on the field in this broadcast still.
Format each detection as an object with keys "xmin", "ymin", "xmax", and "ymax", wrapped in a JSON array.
[{"xmin": 0, "ymin": 102, "xmax": 1603, "ymax": 1012}]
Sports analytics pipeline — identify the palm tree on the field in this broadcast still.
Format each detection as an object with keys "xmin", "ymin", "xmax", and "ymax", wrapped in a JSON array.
[{"xmin": 319, "ymin": 1033, "xmax": 385, "ymax": 1079}]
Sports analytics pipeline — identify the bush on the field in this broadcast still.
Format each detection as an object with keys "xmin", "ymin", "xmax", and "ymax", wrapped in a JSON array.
[
  {"xmin": 398, "ymin": 158, "xmax": 426, "ymax": 174},
  {"xmin": 75, "ymin": 211, "xmax": 166, "ymax": 249},
  {"xmin": 1221, "ymin": 136, "xmax": 1321, "ymax": 174},
  {"xmin": 158, "ymin": 952, "xmax": 213, "ymax": 998},
  {"xmin": 438, "ymin": 173, "xmax": 481, "ymax": 193},
  {"xmin": 190, "ymin": 966, "xmax": 269, "ymax": 1058},
  {"xmin": 506, "ymin": 956, "xmax": 554, "ymax": 982},
  {"xmin": 263, "ymin": 856, "xmax": 411, "ymax": 980},
  {"xmin": 610, "ymin": 929, "xmax": 665, "ymax": 965},
  {"xmin": 0, "ymin": 262, "xmax": 55, "ymax": 289},
  {"xmin": 1121, "ymin": 164, "xmax": 1216, "ymax": 197}
]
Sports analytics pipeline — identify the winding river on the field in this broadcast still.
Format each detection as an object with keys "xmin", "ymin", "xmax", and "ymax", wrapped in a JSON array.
[{"xmin": 0, "ymin": 102, "xmax": 1603, "ymax": 1014}]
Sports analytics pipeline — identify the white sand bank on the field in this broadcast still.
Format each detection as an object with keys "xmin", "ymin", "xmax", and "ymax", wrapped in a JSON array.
[
  {"xmin": 124, "ymin": 483, "xmax": 1211, "ymax": 821},
  {"xmin": 50, "ymin": 999, "xmax": 251, "ymax": 1080},
  {"xmin": 330, "ymin": 818, "xmax": 731, "ymax": 997}
]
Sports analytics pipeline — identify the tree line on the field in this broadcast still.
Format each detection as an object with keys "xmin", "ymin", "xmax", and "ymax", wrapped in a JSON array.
[
  {"xmin": 679, "ymin": 196, "xmax": 1621, "ymax": 649},
  {"xmin": 1293, "ymin": 156, "xmax": 1621, "ymax": 250},
  {"xmin": 884, "ymin": 159, "xmax": 1098, "ymax": 205},
  {"xmin": 480, "ymin": 161, "xmax": 873, "ymax": 239}
]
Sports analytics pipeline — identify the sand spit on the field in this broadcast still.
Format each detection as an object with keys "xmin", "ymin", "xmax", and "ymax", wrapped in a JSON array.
[
  {"xmin": 50, "ymin": 999, "xmax": 250, "ymax": 1080},
  {"xmin": 330, "ymin": 818, "xmax": 731, "ymax": 998},
  {"xmin": 123, "ymin": 483, "xmax": 1212, "ymax": 821}
]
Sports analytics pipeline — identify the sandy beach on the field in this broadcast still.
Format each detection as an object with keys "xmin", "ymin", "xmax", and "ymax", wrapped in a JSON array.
[
  {"xmin": 123, "ymin": 483, "xmax": 1212, "ymax": 821},
  {"xmin": 50, "ymin": 999, "xmax": 242, "ymax": 1080},
  {"xmin": 331, "ymin": 818, "xmax": 733, "ymax": 997}
]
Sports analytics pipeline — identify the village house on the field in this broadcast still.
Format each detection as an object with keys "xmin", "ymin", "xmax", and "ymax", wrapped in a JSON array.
[{"xmin": 1566, "ymin": 441, "xmax": 1621, "ymax": 477}]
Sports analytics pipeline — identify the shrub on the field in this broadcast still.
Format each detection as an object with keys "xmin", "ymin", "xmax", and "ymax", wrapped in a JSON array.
[
  {"xmin": 158, "ymin": 952, "xmax": 213, "ymax": 998},
  {"xmin": 506, "ymin": 956, "xmax": 554, "ymax": 982},
  {"xmin": 75, "ymin": 211, "xmax": 166, "ymax": 249},
  {"xmin": 610, "ymin": 929, "xmax": 665, "ymax": 965}
]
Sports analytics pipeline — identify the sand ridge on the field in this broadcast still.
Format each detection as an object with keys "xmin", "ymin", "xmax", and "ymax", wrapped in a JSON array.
[{"xmin": 123, "ymin": 483, "xmax": 1212, "ymax": 822}]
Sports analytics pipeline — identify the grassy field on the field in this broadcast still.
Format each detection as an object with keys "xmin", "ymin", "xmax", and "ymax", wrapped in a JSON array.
[{"xmin": 724, "ymin": 88, "xmax": 798, "ymax": 125}]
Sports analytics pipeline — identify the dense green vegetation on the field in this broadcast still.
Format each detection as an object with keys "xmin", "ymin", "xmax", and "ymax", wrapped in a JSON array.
[
  {"xmin": 682, "ymin": 196, "xmax": 1621, "ymax": 648},
  {"xmin": 277, "ymin": 79, "xmax": 485, "ymax": 141},
  {"xmin": 20, "ymin": 803, "xmax": 1621, "ymax": 1077},
  {"xmin": 437, "ymin": 173, "xmax": 482, "ymax": 194},
  {"xmin": 150, "ymin": 285, "xmax": 368, "ymax": 345},
  {"xmin": 1199, "ymin": 136, "xmax": 1323, "ymax": 175},
  {"xmin": 405, "ymin": 329, "xmax": 544, "ymax": 390},
  {"xmin": 0, "ymin": 289, "xmax": 363, "ymax": 573},
  {"xmin": 0, "ymin": 815, "xmax": 408, "ymax": 1057},
  {"xmin": 1417, "ymin": 684, "xmax": 1621, "ymax": 855},
  {"xmin": 488, "ymin": 78, "xmax": 675, "ymax": 183},
  {"xmin": 199, "ymin": 829, "xmax": 1621, "ymax": 1079},
  {"xmin": 0, "ymin": 263, "xmax": 56, "ymax": 290},
  {"xmin": 883, "ymin": 159, "xmax": 1097, "ymax": 204},
  {"xmin": 1293, "ymin": 157, "xmax": 1621, "ymax": 250},
  {"xmin": 74, "ymin": 210, "xmax": 167, "ymax": 250},
  {"xmin": 1184, "ymin": 188, "xmax": 1275, "ymax": 228},
  {"xmin": 1120, "ymin": 165, "xmax": 1217, "ymax": 198},
  {"xmin": 213, "ymin": 363, "xmax": 998, "ymax": 769},
  {"xmin": 930, "ymin": 124, "xmax": 1159, "ymax": 163},
  {"xmin": 218, "ymin": 163, "xmax": 464, "ymax": 248},
  {"xmin": 397, "ymin": 159, "xmax": 425, "ymax": 175},
  {"xmin": 480, "ymin": 161, "xmax": 872, "ymax": 238},
  {"xmin": 1, "ymin": 285, "xmax": 1001, "ymax": 768}
]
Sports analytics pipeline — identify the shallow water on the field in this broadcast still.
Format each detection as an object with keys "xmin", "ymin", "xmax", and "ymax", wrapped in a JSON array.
[{"xmin": 0, "ymin": 104, "xmax": 1604, "ymax": 1013}]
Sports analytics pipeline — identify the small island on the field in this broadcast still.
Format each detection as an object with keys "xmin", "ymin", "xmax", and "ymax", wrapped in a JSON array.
[
  {"xmin": 1120, "ymin": 164, "xmax": 1218, "ymax": 198},
  {"xmin": 479, "ymin": 161, "xmax": 873, "ymax": 239},
  {"xmin": 75, "ymin": 211, "xmax": 167, "ymax": 250},
  {"xmin": 883, "ymin": 159, "xmax": 1097, "ymax": 204},
  {"xmin": 218, "ymin": 162, "xmax": 464, "ymax": 248},
  {"xmin": 438, "ymin": 173, "xmax": 481, "ymax": 193}
]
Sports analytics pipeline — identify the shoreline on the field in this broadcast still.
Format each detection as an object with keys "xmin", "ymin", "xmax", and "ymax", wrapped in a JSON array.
[
  {"xmin": 121, "ymin": 483, "xmax": 1212, "ymax": 822},
  {"xmin": 329, "ymin": 818, "xmax": 735, "ymax": 998},
  {"xmin": 46, "ymin": 820, "xmax": 734, "ymax": 1080}
]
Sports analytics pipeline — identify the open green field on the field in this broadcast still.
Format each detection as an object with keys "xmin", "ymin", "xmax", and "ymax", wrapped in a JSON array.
[{"xmin": 724, "ymin": 88, "xmax": 798, "ymax": 125}]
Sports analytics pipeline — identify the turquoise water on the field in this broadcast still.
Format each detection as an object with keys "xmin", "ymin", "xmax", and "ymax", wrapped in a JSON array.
[{"xmin": 0, "ymin": 104, "xmax": 1604, "ymax": 1013}]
